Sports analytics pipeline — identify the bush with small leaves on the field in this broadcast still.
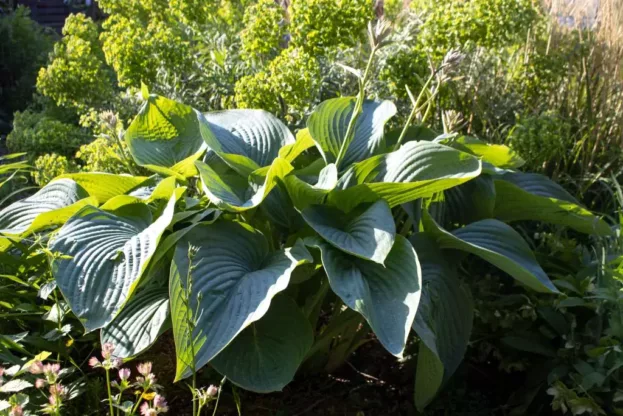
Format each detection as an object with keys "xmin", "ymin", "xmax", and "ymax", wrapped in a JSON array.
[
  {"xmin": 36, "ymin": 14, "xmax": 115, "ymax": 112},
  {"xmin": 241, "ymin": 0, "xmax": 287, "ymax": 62},
  {"xmin": 6, "ymin": 110, "xmax": 90, "ymax": 158},
  {"xmin": 290, "ymin": 0, "xmax": 374, "ymax": 54},
  {"xmin": 235, "ymin": 47, "xmax": 321, "ymax": 120},
  {"xmin": 32, "ymin": 153, "xmax": 78, "ymax": 186}
]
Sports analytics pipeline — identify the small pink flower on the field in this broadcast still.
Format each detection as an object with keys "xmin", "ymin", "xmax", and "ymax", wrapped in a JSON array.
[
  {"xmin": 207, "ymin": 384, "xmax": 219, "ymax": 397},
  {"xmin": 29, "ymin": 360, "xmax": 44, "ymax": 374},
  {"xmin": 154, "ymin": 394, "xmax": 168, "ymax": 411},
  {"xmin": 137, "ymin": 362, "xmax": 152, "ymax": 376},
  {"xmin": 49, "ymin": 384, "xmax": 67, "ymax": 398},
  {"xmin": 88, "ymin": 357, "xmax": 101, "ymax": 368},
  {"xmin": 35, "ymin": 378, "xmax": 47, "ymax": 389},
  {"xmin": 118, "ymin": 368, "xmax": 131, "ymax": 381},
  {"xmin": 43, "ymin": 363, "xmax": 60, "ymax": 376},
  {"xmin": 102, "ymin": 343, "xmax": 116, "ymax": 360},
  {"xmin": 9, "ymin": 405, "xmax": 23, "ymax": 416},
  {"xmin": 146, "ymin": 373, "xmax": 157, "ymax": 384},
  {"xmin": 0, "ymin": 366, "xmax": 4, "ymax": 377},
  {"xmin": 140, "ymin": 402, "xmax": 157, "ymax": 416},
  {"xmin": 110, "ymin": 357, "xmax": 123, "ymax": 369},
  {"xmin": 9, "ymin": 404, "xmax": 24, "ymax": 416}
]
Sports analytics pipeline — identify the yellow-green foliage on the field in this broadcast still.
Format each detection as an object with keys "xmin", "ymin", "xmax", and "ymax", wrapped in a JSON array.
[
  {"xmin": 100, "ymin": 15, "xmax": 190, "ymax": 88},
  {"xmin": 414, "ymin": 0, "xmax": 539, "ymax": 58},
  {"xmin": 97, "ymin": 0, "xmax": 245, "ymax": 88},
  {"xmin": 32, "ymin": 153, "xmax": 77, "ymax": 186},
  {"xmin": 235, "ymin": 72, "xmax": 281, "ymax": 114},
  {"xmin": 235, "ymin": 47, "xmax": 320, "ymax": 118},
  {"xmin": 241, "ymin": 0, "xmax": 286, "ymax": 61},
  {"xmin": 290, "ymin": 0, "xmax": 374, "ymax": 54},
  {"xmin": 75, "ymin": 137, "xmax": 130, "ymax": 174},
  {"xmin": 7, "ymin": 110, "xmax": 89, "ymax": 157},
  {"xmin": 36, "ymin": 14, "xmax": 114, "ymax": 111}
]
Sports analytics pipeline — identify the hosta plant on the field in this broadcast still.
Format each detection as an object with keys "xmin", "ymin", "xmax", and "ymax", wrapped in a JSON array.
[{"xmin": 0, "ymin": 24, "xmax": 611, "ymax": 412}]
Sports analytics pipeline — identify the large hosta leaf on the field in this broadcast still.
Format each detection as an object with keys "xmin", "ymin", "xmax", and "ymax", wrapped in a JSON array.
[
  {"xmin": 283, "ymin": 163, "xmax": 338, "ymax": 210},
  {"xmin": 423, "ymin": 212, "xmax": 558, "ymax": 293},
  {"xmin": 328, "ymin": 141, "xmax": 482, "ymax": 212},
  {"xmin": 195, "ymin": 157, "xmax": 293, "ymax": 212},
  {"xmin": 308, "ymin": 98, "xmax": 397, "ymax": 166},
  {"xmin": 440, "ymin": 174, "xmax": 496, "ymax": 225},
  {"xmin": 410, "ymin": 234, "xmax": 473, "ymax": 410},
  {"xmin": 0, "ymin": 179, "xmax": 91, "ymax": 235},
  {"xmin": 170, "ymin": 221, "xmax": 312, "ymax": 380},
  {"xmin": 211, "ymin": 295, "xmax": 313, "ymax": 393},
  {"xmin": 101, "ymin": 288, "xmax": 170, "ymax": 358},
  {"xmin": 57, "ymin": 173, "xmax": 151, "ymax": 203},
  {"xmin": 494, "ymin": 172, "xmax": 611, "ymax": 236},
  {"xmin": 126, "ymin": 94, "xmax": 206, "ymax": 175},
  {"xmin": 301, "ymin": 199, "xmax": 395, "ymax": 264},
  {"xmin": 50, "ymin": 195, "xmax": 178, "ymax": 332},
  {"xmin": 437, "ymin": 136, "xmax": 525, "ymax": 169},
  {"xmin": 307, "ymin": 235, "xmax": 421, "ymax": 357},
  {"xmin": 198, "ymin": 110, "xmax": 294, "ymax": 176}
]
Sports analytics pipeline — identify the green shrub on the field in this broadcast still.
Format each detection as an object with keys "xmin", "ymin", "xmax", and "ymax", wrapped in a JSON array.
[
  {"xmin": 235, "ymin": 71, "xmax": 281, "ymax": 114},
  {"xmin": 6, "ymin": 110, "xmax": 90, "ymax": 157},
  {"xmin": 32, "ymin": 153, "xmax": 77, "ymax": 186},
  {"xmin": 36, "ymin": 14, "xmax": 115, "ymax": 112},
  {"xmin": 413, "ymin": 0, "xmax": 540, "ymax": 59},
  {"xmin": 240, "ymin": 0, "xmax": 287, "ymax": 62},
  {"xmin": 100, "ymin": 14, "xmax": 190, "ymax": 88},
  {"xmin": 76, "ymin": 136, "xmax": 130, "ymax": 174},
  {"xmin": 0, "ymin": 6, "xmax": 54, "ymax": 128},
  {"xmin": 234, "ymin": 47, "xmax": 321, "ymax": 120},
  {"xmin": 508, "ymin": 111, "xmax": 574, "ymax": 175},
  {"xmin": 290, "ymin": 0, "xmax": 374, "ymax": 54}
]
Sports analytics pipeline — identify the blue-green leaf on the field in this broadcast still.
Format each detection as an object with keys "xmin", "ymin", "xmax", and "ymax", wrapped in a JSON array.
[
  {"xmin": 170, "ymin": 221, "xmax": 312, "ymax": 380},
  {"xmin": 211, "ymin": 295, "xmax": 313, "ymax": 393},
  {"xmin": 307, "ymin": 235, "xmax": 421, "ymax": 357}
]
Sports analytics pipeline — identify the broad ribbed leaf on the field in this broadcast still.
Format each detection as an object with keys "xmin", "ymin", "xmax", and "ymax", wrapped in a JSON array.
[
  {"xmin": 441, "ymin": 175, "xmax": 496, "ymax": 225},
  {"xmin": 410, "ymin": 234, "xmax": 473, "ymax": 410},
  {"xmin": 50, "ymin": 195, "xmax": 178, "ymax": 332},
  {"xmin": 211, "ymin": 295, "xmax": 313, "ymax": 393},
  {"xmin": 494, "ymin": 172, "xmax": 611, "ymax": 236},
  {"xmin": 101, "ymin": 288, "xmax": 170, "ymax": 358},
  {"xmin": 308, "ymin": 98, "xmax": 397, "ymax": 166},
  {"xmin": 0, "ymin": 179, "xmax": 89, "ymax": 235},
  {"xmin": 414, "ymin": 344, "xmax": 444, "ymax": 411},
  {"xmin": 423, "ymin": 212, "xmax": 558, "ymax": 293},
  {"xmin": 302, "ymin": 200, "xmax": 395, "ymax": 264},
  {"xmin": 283, "ymin": 163, "xmax": 338, "ymax": 210},
  {"xmin": 278, "ymin": 128, "xmax": 316, "ymax": 163},
  {"xmin": 328, "ymin": 141, "xmax": 482, "ymax": 212},
  {"xmin": 195, "ymin": 157, "xmax": 293, "ymax": 212},
  {"xmin": 170, "ymin": 221, "xmax": 312, "ymax": 380},
  {"xmin": 437, "ymin": 136, "xmax": 525, "ymax": 169},
  {"xmin": 57, "ymin": 173, "xmax": 151, "ymax": 203},
  {"xmin": 198, "ymin": 110, "xmax": 294, "ymax": 176},
  {"xmin": 308, "ymin": 235, "xmax": 421, "ymax": 357},
  {"xmin": 126, "ymin": 94, "xmax": 206, "ymax": 175}
]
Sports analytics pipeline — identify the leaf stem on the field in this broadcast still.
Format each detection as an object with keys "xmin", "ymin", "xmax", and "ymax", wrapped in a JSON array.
[
  {"xmin": 335, "ymin": 45, "xmax": 378, "ymax": 169},
  {"xmin": 395, "ymin": 71, "xmax": 436, "ymax": 149},
  {"xmin": 105, "ymin": 368, "xmax": 114, "ymax": 416},
  {"xmin": 211, "ymin": 377, "xmax": 226, "ymax": 416}
]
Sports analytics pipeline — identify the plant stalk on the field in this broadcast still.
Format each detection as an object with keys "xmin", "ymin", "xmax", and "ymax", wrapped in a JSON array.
[
  {"xmin": 335, "ymin": 45, "xmax": 378, "ymax": 169},
  {"xmin": 105, "ymin": 368, "xmax": 114, "ymax": 416}
]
